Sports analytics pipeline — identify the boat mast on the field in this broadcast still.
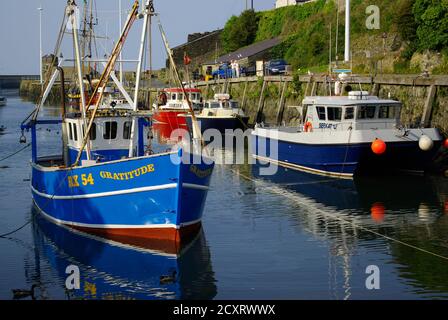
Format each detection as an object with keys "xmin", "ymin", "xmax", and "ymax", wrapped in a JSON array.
[
  {"xmin": 73, "ymin": 0, "xmax": 139, "ymax": 166},
  {"xmin": 158, "ymin": 19, "xmax": 203, "ymax": 143},
  {"xmin": 68, "ymin": 0, "xmax": 91, "ymax": 160},
  {"xmin": 344, "ymin": 0, "xmax": 350, "ymax": 63},
  {"xmin": 128, "ymin": 0, "xmax": 153, "ymax": 157}
]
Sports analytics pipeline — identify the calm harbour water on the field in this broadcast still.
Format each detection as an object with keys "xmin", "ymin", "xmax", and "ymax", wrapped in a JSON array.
[{"xmin": 1, "ymin": 93, "xmax": 448, "ymax": 300}]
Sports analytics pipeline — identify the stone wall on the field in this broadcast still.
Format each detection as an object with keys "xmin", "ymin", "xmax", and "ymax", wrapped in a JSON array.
[{"xmin": 170, "ymin": 30, "xmax": 223, "ymax": 69}]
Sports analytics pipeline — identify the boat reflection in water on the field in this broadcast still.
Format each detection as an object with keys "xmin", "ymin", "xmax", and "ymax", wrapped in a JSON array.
[
  {"xmin": 252, "ymin": 161, "xmax": 444, "ymax": 219},
  {"xmin": 32, "ymin": 209, "xmax": 217, "ymax": 300}
]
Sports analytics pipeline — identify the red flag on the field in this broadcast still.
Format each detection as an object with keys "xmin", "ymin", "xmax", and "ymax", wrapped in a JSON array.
[{"xmin": 184, "ymin": 52, "xmax": 192, "ymax": 65}]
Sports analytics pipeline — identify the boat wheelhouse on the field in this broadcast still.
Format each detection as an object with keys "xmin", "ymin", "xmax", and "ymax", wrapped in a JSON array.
[
  {"xmin": 153, "ymin": 88, "xmax": 203, "ymax": 127},
  {"xmin": 183, "ymin": 93, "xmax": 249, "ymax": 135},
  {"xmin": 252, "ymin": 91, "xmax": 443, "ymax": 178}
]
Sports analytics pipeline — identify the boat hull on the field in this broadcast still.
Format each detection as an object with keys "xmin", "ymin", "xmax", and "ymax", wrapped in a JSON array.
[
  {"xmin": 153, "ymin": 110, "xmax": 187, "ymax": 127},
  {"xmin": 252, "ymin": 129, "xmax": 442, "ymax": 178},
  {"xmin": 31, "ymin": 150, "xmax": 214, "ymax": 243}
]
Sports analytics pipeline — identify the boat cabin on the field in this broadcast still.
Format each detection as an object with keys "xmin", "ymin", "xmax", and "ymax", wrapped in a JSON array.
[
  {"xmin": 301, "ymin": 91, "xmax": 402, "ymax": 131},
  {"xmin": 200, "ymin": 93, "xmax": 245, "ymax": 117},
  {"xmin": 157, "ymin": 88, "xmax": 202, "ymax": 111}
]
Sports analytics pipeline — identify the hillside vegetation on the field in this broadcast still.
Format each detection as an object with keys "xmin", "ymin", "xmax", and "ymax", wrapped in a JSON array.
[{"xmin": 221, "ymin": 0, "xmax": 448, "ymax": 74}]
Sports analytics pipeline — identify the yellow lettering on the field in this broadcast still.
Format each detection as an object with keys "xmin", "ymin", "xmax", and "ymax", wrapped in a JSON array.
[
  {"xmin": 68, "ymin": 175, "xmax": 80, "ymax": 188},
  {"xmin": 98, "ymin": 164, "xmax": 155, "ymax": 181}
]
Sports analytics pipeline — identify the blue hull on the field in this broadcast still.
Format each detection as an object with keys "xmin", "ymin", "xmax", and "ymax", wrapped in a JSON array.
[
  {"xmin": 32, "ymin": 149, "xmax": 214, "ymax": 242},
  {"xmin": 253, "ymin": 135, "xmax": 441, "ymax": 178}
]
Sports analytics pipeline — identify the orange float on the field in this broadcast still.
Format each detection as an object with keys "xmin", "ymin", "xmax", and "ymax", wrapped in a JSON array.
[
  {"xmin": 371, "ymin": 139, "xmax": 386, "ymax": 155},
  {"xmin": 304, "ymin": 121, "xmax": 313, "ymax": 132}
]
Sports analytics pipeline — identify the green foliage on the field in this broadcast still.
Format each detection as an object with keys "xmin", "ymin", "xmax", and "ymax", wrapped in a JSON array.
[
  {"xmin": 219, "ymin": 0, "xmax": 448, "ymax": 72},
  {"xmin": 413, "ymin": 0, "xmax": 448, "ymax": 51},
  {"xmin": 221, "ymin": 10, "xmax": 259, "ymax": 53},
  {"xmin": 396, "ymin": 0, "xmax": 418, "ymax": 42}
]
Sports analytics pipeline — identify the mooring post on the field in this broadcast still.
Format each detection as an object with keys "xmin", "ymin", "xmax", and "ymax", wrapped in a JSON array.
[
  {"xmin": 371, "ymin": 82, "xmax": 380, "ymax": 96},
  {"xmin": 256, "ymin": 79, "xmax": 267, "ymax": 123},
  {"xmin": 311, "ymin": 81, "xmax": 317, "ymax": 96},
  {"xmin": 276, "ymin": 81, "xmax": 288, "ymax": 125},
  {"xmin": 205, "ymin": 83, "xmax": 210, "ymax": 99},
  {"xmin": 241, "ymin": 80, "xmax": 248, "ymax": 111},
  {"xmin": 421, "ymin": 84, "xmax": 437, "ymax": 128}
]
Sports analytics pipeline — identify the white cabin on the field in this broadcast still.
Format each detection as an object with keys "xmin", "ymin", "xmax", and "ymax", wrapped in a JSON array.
[
  {"xmin": 157, "ymin": 88, "xmax": 203, "ymax": 111},
  {"xmin": 301, "ymin": 92, "xmax": 402, "ymax": 132},
  {"xmin": 200, "ymin": 94, "xmax": 245, "ymax": 118}
]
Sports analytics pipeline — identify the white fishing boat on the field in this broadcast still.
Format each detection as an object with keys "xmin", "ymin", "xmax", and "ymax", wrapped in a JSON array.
[
  {"xmin": 252, "ymin": 90, "xmax": 443, "ymax": 178},
  {"xmin": 183, "ymin": 93, "xmax": 249, "ymax": 134}
]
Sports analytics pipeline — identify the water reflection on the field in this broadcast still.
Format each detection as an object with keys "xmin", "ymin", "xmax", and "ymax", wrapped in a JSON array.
[
  {"xmin": 249, "ymin": 162, "xmax": 448, "ymax": 298},
  {"xmin": 31, "ymin": 209, "xmax": 217, "ymax": 300}
]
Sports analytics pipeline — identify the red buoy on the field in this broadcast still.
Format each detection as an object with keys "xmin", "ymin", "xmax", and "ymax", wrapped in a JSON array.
[
  {"xmin": 371, "ymin": 139, "xmax": 386, "ymax": 155},
  {"xmin": 371, "ymin": 202, "xmax": 385, "ymax": 223},
  {"xmin": 443, "ymin": 138, "xmax": 448, "ymax": 149}
]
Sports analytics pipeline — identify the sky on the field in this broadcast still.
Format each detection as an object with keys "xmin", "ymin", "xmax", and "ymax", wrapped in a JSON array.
[{"xmin": 0, "ymin": 0, "xmax": 275, "ymax": 75}]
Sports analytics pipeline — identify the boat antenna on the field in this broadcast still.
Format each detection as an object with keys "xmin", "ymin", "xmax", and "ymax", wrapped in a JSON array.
[
  {"xmin": 73, "ymin": 0, "xmax": 140, "ymax": 167},
  {"xmin": 157, "ymin": 17, "xmax": 203, "ymax": 145}
]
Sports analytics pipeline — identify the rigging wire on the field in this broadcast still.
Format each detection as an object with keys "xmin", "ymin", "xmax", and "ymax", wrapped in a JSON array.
[{"xmin": 0, "ymin": 143, "xmax": 31, "ymax": 163}]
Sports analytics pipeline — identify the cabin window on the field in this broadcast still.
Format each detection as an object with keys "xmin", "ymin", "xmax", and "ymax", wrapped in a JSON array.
[
  {"xmin": 357, "ymin": 106, "xmax": 376, "ymax": 119},
  {"xmin": 73, "ymin": 123, "xmax": 78, "ymax": 141},
  {"xmin": 178, "ymin": 93, "xmax": 183, "ymax": 100},
  {"xmin": 316, "ymin": 107, "xmax": 326, "ymax": 120},
  {"xmin": 230, "ymin": 101, "xmax": 239, "ymax": 108},
  {"xmin": 104, "ymin": 121, "xmax": 117, "ymax": 140},
  {"xmin": 378, "ymin": 105, "xmax": 398, "ymax": 119},
  {"xmin": 344, "ymin": 107, "xmax": 354, "ymax": 120},
  {"xmin": 209, "ymin": 102, "xmax": 220, "ymax": 109},
  {"xmin": 90, "ymin": 123, "xmax": 96, "ymax": 140},
  {"xmin": 327, "ymin": 107, "xmax": 342, "ymax": 121},
  {"xmin": 68, "ymin": 123, "xmax": 73, "ymax": 140},
  {"xmin": 171, "ymin": 94, "xmax": 176, "ymax": 100},
  {"xmin": 191, "ymin": 93, "xmax": 197, "ymax": 100},
  {"xmin": 123, "ymin": 121, "xmax": 132, "ymax": 140}
]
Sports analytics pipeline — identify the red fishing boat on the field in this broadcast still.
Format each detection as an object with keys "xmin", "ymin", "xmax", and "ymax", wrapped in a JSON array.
[{"xmin": 153, "ymin": 88, "xmax": 203, "ymax": 128}]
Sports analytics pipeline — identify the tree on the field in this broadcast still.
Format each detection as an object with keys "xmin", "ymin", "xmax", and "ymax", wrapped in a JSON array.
[
  {"xmin": 221, "ymin": 10, "xmax": 259, "ymax": 53},
  {"xmin": 414, "ymin": 0, "xmax": 448, "ymax": 51},
  {"xmin": 395, "ymin": 0, "xmax": 417, "ymax": 42}
]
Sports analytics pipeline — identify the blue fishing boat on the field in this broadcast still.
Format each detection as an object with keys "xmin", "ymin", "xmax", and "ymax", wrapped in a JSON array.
[
  {"xmin": 20, "ymin": 0, "xmax": 213, "ymax": 244},
  {"xmin": 252, "ymin": 91, "xmax": 443, "ymax": 178}
]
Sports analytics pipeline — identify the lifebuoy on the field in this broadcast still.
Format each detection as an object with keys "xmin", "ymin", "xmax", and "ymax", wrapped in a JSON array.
[{"xmin": 304, "ymin": 121, "xmax": 313, "ymax": 132}]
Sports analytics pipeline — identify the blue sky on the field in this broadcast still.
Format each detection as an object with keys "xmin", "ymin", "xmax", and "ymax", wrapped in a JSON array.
[{"xmin": 0, "ymin": 0, "xmax": 275, "ymax": 75}]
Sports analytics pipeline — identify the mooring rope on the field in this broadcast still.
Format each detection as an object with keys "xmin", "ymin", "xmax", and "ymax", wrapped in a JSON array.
[
  {"xmin": 0, "ymin": 143, "xmax": 31, "ymax": 163},
  {"xmin": 230, "ymin": 168, "xmax": 448, "ymax": 261},
  {"xmin": 0, "ymin": 165, "xmax": 74, "ymax": 239}
]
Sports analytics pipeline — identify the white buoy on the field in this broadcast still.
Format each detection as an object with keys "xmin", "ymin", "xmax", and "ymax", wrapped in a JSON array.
[{"xmin": 419, "ymin": 135, "xmax": 434, "ymax": 151}]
